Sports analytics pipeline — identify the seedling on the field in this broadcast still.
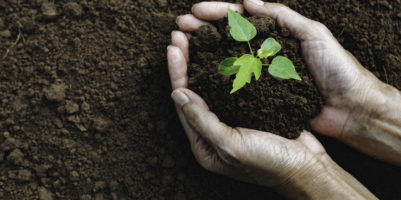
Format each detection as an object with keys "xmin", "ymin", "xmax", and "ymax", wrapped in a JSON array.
[{"xmin": 219, "ymin": 10, "xmax": 301, "ymax": 93}]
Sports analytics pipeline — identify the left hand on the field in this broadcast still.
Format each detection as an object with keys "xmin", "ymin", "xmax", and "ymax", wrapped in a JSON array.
[{"xmin": 167, "ymin": 1, "xmax": 329, "ymax": 187}]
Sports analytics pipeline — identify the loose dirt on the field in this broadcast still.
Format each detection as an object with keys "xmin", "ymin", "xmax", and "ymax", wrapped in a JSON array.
[{"xmin": 0, "ymin": 0, "xmax": 400, "ymax": 199}]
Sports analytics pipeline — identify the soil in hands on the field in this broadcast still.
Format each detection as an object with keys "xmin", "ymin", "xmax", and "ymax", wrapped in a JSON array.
[{"xmin": 189, "ymin": 16, "xmax": 323, "ymax": 139}]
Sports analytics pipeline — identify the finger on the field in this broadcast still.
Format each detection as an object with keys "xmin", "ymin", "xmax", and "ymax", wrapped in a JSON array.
[
  {"xmin": 172, "ymin": 88, "xmax": 234, "ymax": 148},
  {"xmin": 192, "ymin": 2, "xmax": 243, "ymax": 21},
  {"xmin": 176, "ymin": 14, "xmax": 209, "ymax": 32},
  {"xmin": 310, "ymin": 106, "xmax": 350, "ymax": 139},
  {"xmin": 296, "ymin": 130, "xmax": 326, "ymax": 154},
  {"xmin": 167, "ymin": 45, "xmax": 188, "ymax": 89},
  {"xmin": 171, "ymin": 92, "xmax": 206, "ymax": 161},
  {"xmin": 244, "ymin": 0, "xmax": 333, "ymax": 41},
  {"xmin": 172, "ymin": 30, "xmax": 190, "ymax": 62},
  {"xmin": 177, "ymin": 88, "xmax": 209, "ymax": 110},
  {"xmin": 172, "ymin": 89, "xmax": 226, "ymax": 173}
]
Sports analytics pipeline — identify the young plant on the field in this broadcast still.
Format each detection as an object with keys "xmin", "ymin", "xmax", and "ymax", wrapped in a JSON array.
[{"xmin": 219, "ymin": 10, "xmax": 301, "ymax": 94}]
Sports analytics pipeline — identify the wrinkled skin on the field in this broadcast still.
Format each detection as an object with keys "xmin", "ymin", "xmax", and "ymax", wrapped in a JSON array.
[{"xmin": 168, "ymin": 0, "xmax": 400, "ymax": 199}]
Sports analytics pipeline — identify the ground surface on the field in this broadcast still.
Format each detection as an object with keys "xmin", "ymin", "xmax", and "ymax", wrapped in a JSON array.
[{"xmin": 0, "ymin": 0, "xmax": 400, "ymax": 199}]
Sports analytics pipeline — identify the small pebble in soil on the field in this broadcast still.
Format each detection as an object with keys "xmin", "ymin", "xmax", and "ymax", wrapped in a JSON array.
[
  {"xmin": 63, "ymin": 2, "xmax": 84, "ymax": 17},
  {"xmin": 81, "ymin": 101, "xmax": 90, "ymax": 112},
  {"xmin": 65, "ymin": 100, "xmax": 80, "ymax": 114},
  {"xmin": 93, "ymin": 117, "xmax": 109, "ymax": 133},
  {"xmin": 157, "ymin": 0, "xmax": 168, "ymax": 7},
  {"xmin": 80, "ymin": 194, "xmax": 91, "ymax": 200},
  {"xmin": 38, "ymin": 187, "xmax": 53, "ymax": 200},
  {"xmin": 70, "ymin": 171, "xmax": 80, "ymax": 182},
  {"xmin": 7, "ymin": 148, "xmax": 24, "ymax": 164},
  {"xmin": 41, "ymin": 2, "xmax": 58, "ymax": 19},
  {"xmin": 0, "ymin": 29, "xmax": 11, "ymax": 38},
  {"xmin": 93, "ymin": 181, "xmax": 107, "ymax": 192},
  {"xmin": 44, "ymin": 83, "xmax": 66, "ymax": 103}
]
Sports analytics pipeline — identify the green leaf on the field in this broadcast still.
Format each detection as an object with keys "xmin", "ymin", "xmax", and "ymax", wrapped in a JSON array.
[
  {"xmin": 268, "ymin": 56, "xmax": 301, "ymax": 80},
  {"xmin": 230, "ymin": 54, "xmax": 262, "ymax": 94},
  {"xmin": 228, "ymin": 10, "xmax": 257, "ymax": 42},
  {"xmin": 261, "ymin": 38, "xmax": 282, "ymax": 56},
  {"xmin": 219, "ymin": 57, "xmax": 240, "ymax": 76},
  {"xmin": 257, "ymin": 49, "xmax": 274, "ymax": 59}
]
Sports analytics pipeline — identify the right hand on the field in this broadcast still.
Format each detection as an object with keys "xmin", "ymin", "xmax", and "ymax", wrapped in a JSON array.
[{"xmin": 243, "ymin": 0, "xmax": 401, "ymax": 166}]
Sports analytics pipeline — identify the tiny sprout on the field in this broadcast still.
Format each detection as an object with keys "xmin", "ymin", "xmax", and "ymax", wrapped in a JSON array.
[{"xmin": 219, "ymin": 10, "xmax": 301, "ymax": 94}]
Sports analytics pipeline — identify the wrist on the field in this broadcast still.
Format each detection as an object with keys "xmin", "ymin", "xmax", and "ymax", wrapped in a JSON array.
[{"xmin": 274, "ymin": 155, "xmax": 377, "ymax": 200}]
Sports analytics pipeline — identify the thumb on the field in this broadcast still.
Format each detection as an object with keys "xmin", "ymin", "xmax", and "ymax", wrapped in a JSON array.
[
  {"xmin": 171, "ymin": 89, "xmax": 235, "ymax": 148},
  {"xmin": 310, "ymin": 106, "xmax": 350, "ymax": 139},
  {"xmin": 244, "ymin": 0, "xmax": 333, "ymax": 41}
]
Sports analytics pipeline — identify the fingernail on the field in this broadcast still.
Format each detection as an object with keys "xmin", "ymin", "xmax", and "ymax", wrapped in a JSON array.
[
  {"xmin": 171, "ymin": 89, "xmax": 190, "ymax": 107},
  {"xmin": 248, "ymin": 0, "xmax": 265, "ymax": 6},
  {"xmin": 191, "ymin": 4, "xmax": 198, "ymax": 13},
  {"xmin": 167, "ymin": 45, "xmax": 173, "ymax": 50},
  {"xmin": 176, "ymin": 16, "xmax": 181, "ymax": 26}
]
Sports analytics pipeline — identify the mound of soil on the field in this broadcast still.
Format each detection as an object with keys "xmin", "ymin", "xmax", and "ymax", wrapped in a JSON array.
[
  {"xmin": 189, "ymin": 16, "xmax": 323, "ymax": 139},
  {"xmin": 0, "ymin": 0, "xmax": 400, "ymax": 199}
]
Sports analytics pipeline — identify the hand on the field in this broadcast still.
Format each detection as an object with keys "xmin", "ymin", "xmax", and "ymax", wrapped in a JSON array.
[
  {"xmin": 168, "ymin": 1, "xmax": 377, "ymax": 199},
  {"xmin": 243, "ymin": 0, "xmax": 401, "ymax": 166}
]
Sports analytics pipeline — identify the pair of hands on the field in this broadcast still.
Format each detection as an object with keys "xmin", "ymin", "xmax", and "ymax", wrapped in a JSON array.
[{"xmin": 168, "ymin": 0, "xmax": 401, "ymax": 198}]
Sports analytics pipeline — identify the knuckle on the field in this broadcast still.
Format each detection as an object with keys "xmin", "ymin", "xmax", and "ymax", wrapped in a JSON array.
[
  {"xmin": 310, "ymin": 21, "xmax": 330, "ymax": 34},
  {"xmin": 275, "ymin": 4, "xmax": 291, "ymax": 14}
]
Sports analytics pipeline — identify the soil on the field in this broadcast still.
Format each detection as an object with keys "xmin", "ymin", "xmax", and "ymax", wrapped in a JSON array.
[
  {"xmin": 0, "ymin": 0, "xmax": 400, "ymax": 200},
  {"xmin": 189, "ymin": 16, "xmax": 322, "ymax": 139}
]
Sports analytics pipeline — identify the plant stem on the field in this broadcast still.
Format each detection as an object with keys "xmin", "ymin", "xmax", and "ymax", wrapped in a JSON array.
[
  {"xmin": 262, "ymin": 64, "xmax": 269, "ymax": 66},
  {"xmin": 247, "ymin": 41, "xmax": 254, "ymax": 56}
]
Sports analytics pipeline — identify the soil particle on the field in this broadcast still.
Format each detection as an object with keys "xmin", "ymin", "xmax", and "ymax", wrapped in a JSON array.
[
  {"xmin": 93, "ymin": 117, "xmax": 109, "ymax": 133},
  {"xmin": 157, "ymin": 0, "xmax": 168, "ymax": 7},
  {"xmin": 7, "ymin": 148, "xmax": 24, "ymax": 164},
  {"xmin": 44, "ymin": 83, "xmax": 66, "ymax": 103},
  {"xmin": 94, "ymin": 181, "xmax": 107, "ymax": 192},
  {"xmin": 69, "ymin": 171, "xmax": 80, "ymax": 182},
  {"xmin": 38, "ymin": 187, "xmax": 53, "ymax": 200},
  {"xmin": 81, "ymin": 101, "xmax": 90, "ymax": 112},
  {"xmin": 41, "ymin": 1, "xmax": 58, "ymax": 19},
  {"xmin": 65, "ymin": 100, "xmax": 80, "ymax": 114},
  {"xmin": 63, "ymin": 2, "xmax": 84, "ymax": 17},
  {"xmin": 1, "ymin": 137, "xmax": 20, "ymax": 151},
  {"xmin": 80, "ymin": 194, "xmax": 91, "ymax": 200},
  {"xmin": 9, "ymin": 169, "xmax": 32, "ymax": 181},
  {"xmin": 0, "ymin": 29, "xmax": 11, "ymax": 38}
]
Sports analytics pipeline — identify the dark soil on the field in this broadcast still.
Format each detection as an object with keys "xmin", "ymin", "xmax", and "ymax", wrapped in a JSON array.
[
  {"xmin": 0, "ymin": 0, "xmax": 400, "ymax": 200},
  {"xmin": 189, "ymin": 16, "xmax": 322, "ymax": 139}
]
